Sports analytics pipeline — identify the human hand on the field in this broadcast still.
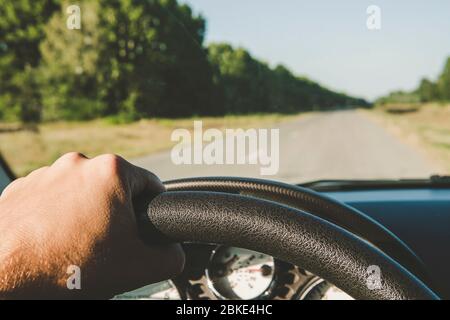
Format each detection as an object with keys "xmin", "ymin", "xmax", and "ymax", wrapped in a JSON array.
[{"xmin": 0, "ymin": 153, "xmax": 184, "ymax": 299}]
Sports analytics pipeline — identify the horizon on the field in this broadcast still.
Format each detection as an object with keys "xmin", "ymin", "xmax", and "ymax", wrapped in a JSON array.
[{"xmin": 181, "ymin": 0, "xmax": 450, "ymax": 102}]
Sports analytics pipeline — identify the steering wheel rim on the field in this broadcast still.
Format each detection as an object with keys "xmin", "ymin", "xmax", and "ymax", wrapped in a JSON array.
[
  {"xmin": 138, "ymin": 177, "xmax": 439, "ymax": 300},
  {"xmin": 164, "ymin": 176, "xmax": 429, "ymax": 284}
]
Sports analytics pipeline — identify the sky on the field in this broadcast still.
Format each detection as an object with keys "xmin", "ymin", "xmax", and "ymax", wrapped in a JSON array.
[{"xmin": 181, "ymin": 0, "xmax": 450, "ymax": 101}]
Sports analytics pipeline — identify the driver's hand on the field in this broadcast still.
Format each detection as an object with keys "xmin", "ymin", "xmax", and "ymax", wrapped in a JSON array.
[{"xmin": 0, "ymin": 153, "xmax": 185, "ymax": 299}]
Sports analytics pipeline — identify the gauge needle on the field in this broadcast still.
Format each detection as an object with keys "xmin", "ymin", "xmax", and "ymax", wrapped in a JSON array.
[
  {"xmin": 245, "ymin": 268, "xmax": 263, "ymax": 272},
  {"xmin": 226, "ymin": 255, "xmax": 239, "ymax": 267},
  {"xmin": 220, "ymin": 255, "xmax": 239, "ymax": 275}
]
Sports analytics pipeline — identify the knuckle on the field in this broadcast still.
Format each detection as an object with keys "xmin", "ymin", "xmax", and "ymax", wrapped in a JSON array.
[
  {"xmin": 57, "ymin": 152, "xmax": 85, "ymax": 164},
  {"xmin": 94, "ymin": 154, "xmax": 125, "ymax": 181}
]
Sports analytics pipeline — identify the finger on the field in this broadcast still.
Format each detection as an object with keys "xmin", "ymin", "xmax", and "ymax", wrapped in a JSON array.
[
  {"xmin": 128, "ymin": 165, "xmax": 165, "ymax": 197},
  {"xmin": 91, "ymin": 154, "xmax": 164, "ymax": 197},
  {"xmin": 52, "ymin": 152, "xmax": 88, "ymax": 168},
  {"xmin": 117, "ymin": 156, "xmax": 165, "ymax": 198}
]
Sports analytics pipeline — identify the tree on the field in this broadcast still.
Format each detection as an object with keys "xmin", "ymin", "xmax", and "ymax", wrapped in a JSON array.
[
  {"xmin": 417, "ymin": 78, "xmax": 438, "ymax": 102},
  {"xmin": 379, "ymin": 56, "xmax": 450, "ymax": 105},
  {"xmin": 208, "ymin": 43, "xmax": 368, "ymax": 115},
  {"xmin": 96, "ymin": 0, "xmax": 214, "ymax": 118},
  {"xmin": 40, "ymin": 0, "xmax": 105, "ymax": 120},
  {"xmin": 208, "ymin": 43, "xmax": 274, "ymax": 114},
  {"xmin": 437, "ymin": 57, "xmax": 450, "ymax": 101},
  {"xmin": 0, "ymin": 0, "xmax": 60, "ymax": 122},
  {"xmin": 36, "ymin": 0, "xmax": 215, "ymax": 120}
]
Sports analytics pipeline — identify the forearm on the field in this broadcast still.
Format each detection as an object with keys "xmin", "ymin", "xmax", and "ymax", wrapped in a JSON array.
[{"xmin": 0, "ymin": 223, "xmax": 70, "ymax": 299}]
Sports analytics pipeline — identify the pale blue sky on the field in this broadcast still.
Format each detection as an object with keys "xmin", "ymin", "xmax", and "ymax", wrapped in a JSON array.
[{"xmin": 181, "ymin": 0, "xmax": 450, "ymax": 101}]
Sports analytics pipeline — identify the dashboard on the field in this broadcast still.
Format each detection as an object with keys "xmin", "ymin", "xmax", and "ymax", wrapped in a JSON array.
[
  {"xmin": 117, "ymin": 187, "xmax": 450, "ymax": 300},
  {"xmin": 326, "ymin": 188, "xmax": 450, "ymax": 299}
]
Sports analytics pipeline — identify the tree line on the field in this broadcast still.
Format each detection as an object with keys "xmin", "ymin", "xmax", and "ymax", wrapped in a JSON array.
[
  {"xmin": 377, "ymin": 57, "xmax": 450, "ymax": 105},
  {"xmin": 0, "ymin": 0, "xmax": 368, "ymax": 123}
]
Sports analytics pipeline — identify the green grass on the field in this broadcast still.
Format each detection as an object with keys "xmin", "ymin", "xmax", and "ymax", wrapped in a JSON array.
[
  {"xmin": 0, "ymin": 113, "xmax": 302, "ymax": 177},
  {"xmin": 366, "ymin": 103, "xmax": 450, "ymax": 173}
]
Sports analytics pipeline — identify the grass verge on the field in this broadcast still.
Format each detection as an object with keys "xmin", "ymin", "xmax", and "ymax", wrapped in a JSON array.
[
  {"xmin": 0, "ymin": 113, "xmax": 302, "ymax": 177},
  {"xmin": 363, "ymin": 103, "xmax": 450, "ymax": 174}
]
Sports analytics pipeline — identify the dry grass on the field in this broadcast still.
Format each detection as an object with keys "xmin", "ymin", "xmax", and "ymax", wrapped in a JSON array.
[
  {"xmin": 364, "ymin": 103, "xmax": 450, "ymax": 174},
  {"xmin": 0, "ymin": 113, "xmax": 301, "ymax": 176}
]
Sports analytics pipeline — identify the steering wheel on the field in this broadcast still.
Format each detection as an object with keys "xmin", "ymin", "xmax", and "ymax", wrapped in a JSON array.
[{"xmin": 137, "ymin": 177, "xmax": 439, "ymax": 300}]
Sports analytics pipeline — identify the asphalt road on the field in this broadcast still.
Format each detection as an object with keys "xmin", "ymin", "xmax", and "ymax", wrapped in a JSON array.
[{"xmin": 133, "ymin": 110, "xmax": 437, "ymax": 183}]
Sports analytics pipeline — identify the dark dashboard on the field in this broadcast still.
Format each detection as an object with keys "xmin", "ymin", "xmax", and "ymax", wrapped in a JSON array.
[{"xmin": 325, "ymin": 188, "xmax": 450, "ymax": 298}]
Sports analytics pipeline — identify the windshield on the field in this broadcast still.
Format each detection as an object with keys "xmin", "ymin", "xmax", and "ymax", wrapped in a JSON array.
[{"xmin": 0, "ymin": 0, "xmax": 449, "ymax": 183}]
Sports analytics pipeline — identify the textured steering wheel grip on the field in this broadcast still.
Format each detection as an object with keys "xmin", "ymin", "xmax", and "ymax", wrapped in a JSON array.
[
  {"xmin": 164, "ymin": 177, "xmax": 428, "ymax": 283},
  {"xmin": 144, "ymin": 191, "xmax": 439, "ymax": 300}
]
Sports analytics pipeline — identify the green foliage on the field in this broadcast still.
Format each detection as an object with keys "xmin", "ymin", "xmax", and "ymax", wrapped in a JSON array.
[
  {"xmin": 0, "ymin": 0, "xmax": 60, "ymax": 122},
  {"xmin": 38, "ymin": 0, "xmax": 215, "ymax": 119},
  {"xmin": 417, "ymin": 78, "xmax": 439, "ymax": 103},
  {"xmin": 437, "ymin": 57, "xmax": 450, "ymax": 101},
  {"xmin": 208, "ymin": 43, "xmax": 368, "ymax": 115},
  {"xmin": 39, "ymin": 0, "xmax": 104, "ymax": 121},
  {"xmin": 379, "ymin": 56, "xmax": 450, "ymax": 105},
  {"xmin": 0, "ymin": 0, "xmax": 60, "ymax": 69},
  {"xmin": 0, "ymin": 0, "xmax": 368, "ymax": 123},
  {"xmin": 376, "ymin": 90, "xmax": 420, "ymax": 105},
  {"xmin": 208, "ymin": 44, "xmax": 271, "ymax": 114}
]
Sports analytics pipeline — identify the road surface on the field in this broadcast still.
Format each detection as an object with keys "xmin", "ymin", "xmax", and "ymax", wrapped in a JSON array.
[{"xmin": 133, "ymin": 110, "xmax": 437, "ymax": 183}]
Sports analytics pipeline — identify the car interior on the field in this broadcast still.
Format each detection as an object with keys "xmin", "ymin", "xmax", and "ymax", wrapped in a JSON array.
[
  {"xmin": 2, "ymin": 158, "xmax": 449, "ymax": 300},
  {"xmin": 124, "ymin": 176, "xmax": 449, "ymax": 300},
  {"xmin": 1, "ymin": 1, "xmax": 450, "ymax": 301},
  {"xmin": 0, "ymin": 155, "xmax": 13, "ymax": 192}
]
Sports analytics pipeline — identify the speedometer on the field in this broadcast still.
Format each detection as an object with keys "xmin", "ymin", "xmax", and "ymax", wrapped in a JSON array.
[{"xmin": 206, "ymin": 246, "xmax": 275, "ymax": 300}]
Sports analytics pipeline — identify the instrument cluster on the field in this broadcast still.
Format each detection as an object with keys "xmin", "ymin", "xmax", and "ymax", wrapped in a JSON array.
[{"xmin": 116, "ymin": 244, "xmax": 352, "ymax": 300}]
